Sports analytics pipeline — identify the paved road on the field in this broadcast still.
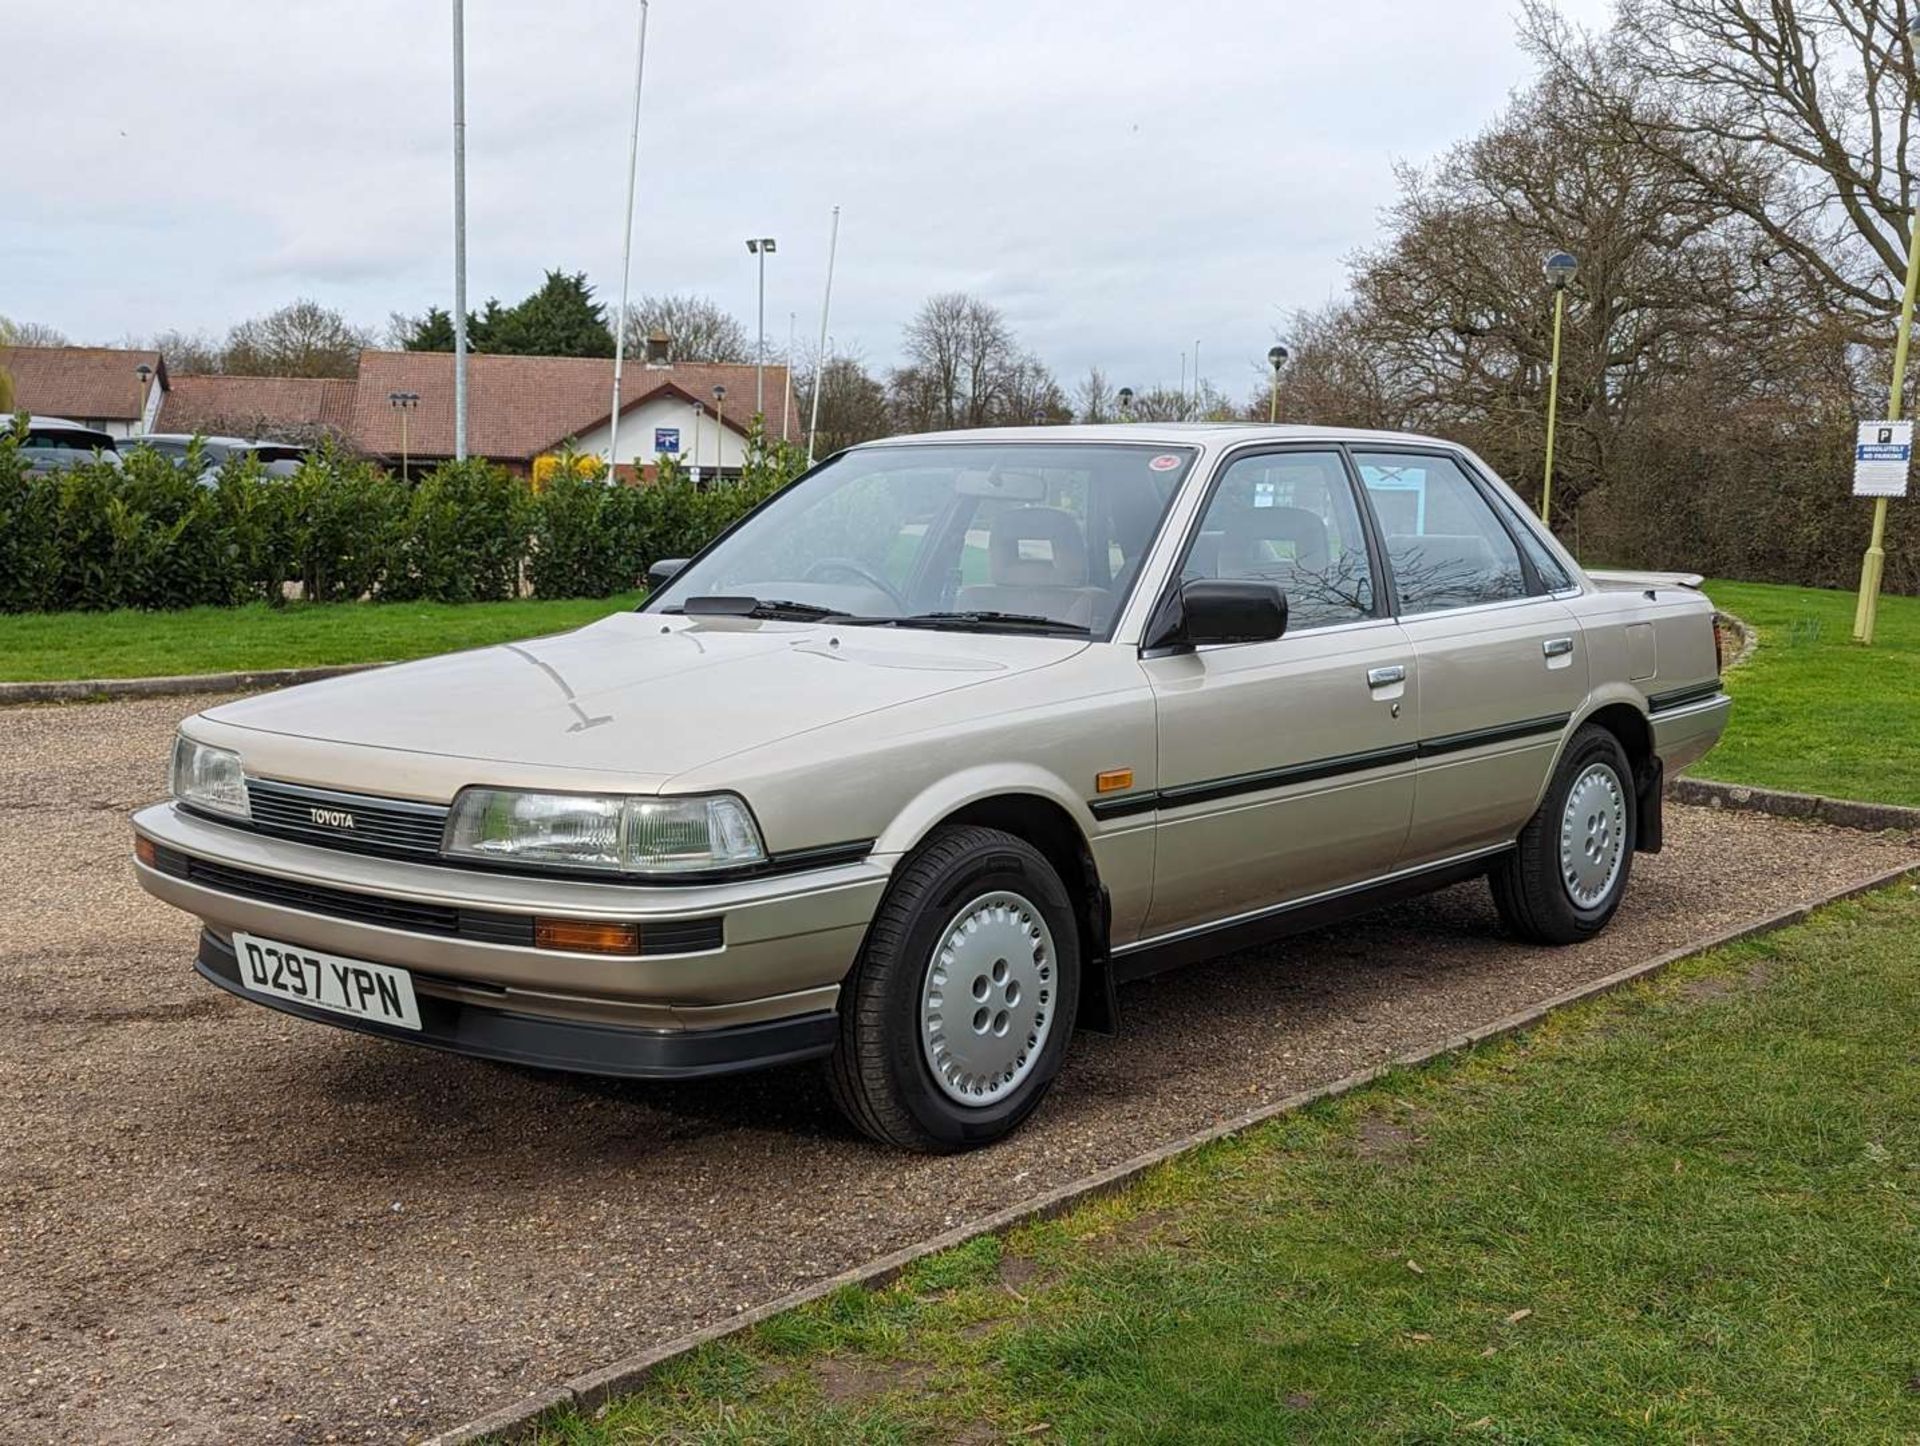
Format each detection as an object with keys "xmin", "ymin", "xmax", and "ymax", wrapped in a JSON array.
[{"xmin": 2, "ymin": 695, "xmax": 1914, "ymax": 1445}]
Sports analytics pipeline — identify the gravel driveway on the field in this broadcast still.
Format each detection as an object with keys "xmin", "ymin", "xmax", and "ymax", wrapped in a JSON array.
[{"xmin": 2, "ymin": 695, "xmax": 1914, "ymax": 1445}]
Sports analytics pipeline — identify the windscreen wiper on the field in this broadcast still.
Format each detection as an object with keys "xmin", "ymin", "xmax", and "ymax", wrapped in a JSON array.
[
  {"xmin": 678, "ymin": 595, "xmax": 852, "ymax": 621},
  {"xmin": 848, "ymin": 610, "xmax": 1091, "ymax": 636}
]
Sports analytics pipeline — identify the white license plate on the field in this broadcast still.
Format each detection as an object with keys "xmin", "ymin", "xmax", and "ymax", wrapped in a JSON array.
[{"xmin": 232, "ymin": 931, "xmax": 421, "ymax": 1031}]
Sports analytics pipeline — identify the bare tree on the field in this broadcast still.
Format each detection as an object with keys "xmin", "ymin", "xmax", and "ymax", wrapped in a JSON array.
[
  {"xmin": 795, "ymin": 348, "xmax": 892, "ymax": 455},
  {"xmin": 0, "ymin": 316, "xmax": 69, "ymax": 347},
  {"xmin": 1246, "ymin": 306, "xmax": 1403, "ymax": 429},
  {"xmin": 1075, "ymin": 365, "xmax": 1116, "ymax": 423},
  {"xmin": 145, "ymin": 329, "xmax": 225, "ymax": 375},
  {"xmin": 1523, "ymin": 0, "xmax": 1910, "ymax": 336},
  {"xmin": 222, "ymin": 300, "xmax": 370, "ymax": 378},
  {"xmin": 1000, "ymin": 353, "xmax": 1070, "ymax": 424},
  {"xmin": 619, "ymin": 294, "xmax": 750, "ymax": 363},
  {"xmin": 896, "ymin": 293, "xmax": 1018, "ymax": 428}
]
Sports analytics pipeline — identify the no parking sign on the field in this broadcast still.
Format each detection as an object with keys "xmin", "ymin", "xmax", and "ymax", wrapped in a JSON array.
[{"xmin": 1853, "ymin": 420, "xmax": 1911, "ymax": 497}]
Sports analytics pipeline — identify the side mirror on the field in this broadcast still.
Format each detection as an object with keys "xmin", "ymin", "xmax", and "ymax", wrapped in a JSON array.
[
  {"xmin": 1144, "ymin": 579, "xmax": 1288, "ymax": 651},
  {"xmin": 645, "ymin": 557, "xmax": 688, "ymax": 590}
]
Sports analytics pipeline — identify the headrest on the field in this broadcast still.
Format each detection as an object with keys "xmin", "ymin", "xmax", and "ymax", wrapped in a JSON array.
[
  {"xmin": 989, "ymin": 507, "xmax": 1089, "ymax": 588},
  {"xmin": 1387, "ymin": 533, "xmax": 1497, "ymax": 577},
  {"xmin": 1223, "ymin": 505, "xmax": 1329, "ymax": 569}
]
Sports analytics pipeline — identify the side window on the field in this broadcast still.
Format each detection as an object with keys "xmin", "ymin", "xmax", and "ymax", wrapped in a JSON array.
[
  {"xmin": 1353, "ymin": 452, "xmax": 1528, "ymax": 615},
  {"xmin": 1181, "ymin": 450, "xmax": 1375, "ymax": 631}
]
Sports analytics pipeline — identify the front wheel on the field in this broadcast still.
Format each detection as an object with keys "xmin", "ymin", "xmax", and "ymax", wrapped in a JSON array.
[
  {"xmin": 1490, "ymin": 724, "xmax": 1637, "ymax": 945},
  {"xmin": 825, "ymin": 825, "xmax": 1080, "ymax": 1151}
]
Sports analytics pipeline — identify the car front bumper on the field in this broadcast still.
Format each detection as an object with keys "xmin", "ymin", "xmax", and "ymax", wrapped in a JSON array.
[
  {"xmin": 131, "ymin": 801, "xmax": 891, "ymax": 1074},
  {"xmin": 191, "ymin": 928, "xmax": 839, "ymax": 1078}
]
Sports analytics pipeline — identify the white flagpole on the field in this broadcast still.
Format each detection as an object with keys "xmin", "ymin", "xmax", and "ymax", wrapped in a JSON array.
[
  {"xmin": 806, "ymin": 205, "xmax": 840, "ymax": 466},
  {"xmin": 783, "ymin": 310, "xmax": 796, "ymax": 442},
  {"xmin": 607, "ymin": 0, "xmax": 651, "ymax": 477},
  {"xmin": 452, "ymin": 0, "xmax": 468, "ymax": 460}
]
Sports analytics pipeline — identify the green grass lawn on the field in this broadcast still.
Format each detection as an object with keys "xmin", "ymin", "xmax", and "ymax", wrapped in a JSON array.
[
  {"xmin": 5, "ymin": 577, "xmax": 1918, "ymax": 815},
  {"xmin": 0, "ymin": 593, "xmax": 645, "ymax": 682},
  {"xmin": 1698, "ymin": 579, "xmax": 1920, "ymax": 808},
  {"xmin": 533, "ymin": 884, "xmax": 1920, "ymax": 1444}
]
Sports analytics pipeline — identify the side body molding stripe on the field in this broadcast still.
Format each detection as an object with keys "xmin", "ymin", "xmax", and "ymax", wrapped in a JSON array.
[{"xmin": 1087, "ymin": 713, "xmax": 1574, "ymax": 819}]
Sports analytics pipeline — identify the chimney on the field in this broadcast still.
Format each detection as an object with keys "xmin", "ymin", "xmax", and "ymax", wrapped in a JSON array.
[{"xmin": 644, "ymin": 331, "xmax": 670, "ymax": 367}]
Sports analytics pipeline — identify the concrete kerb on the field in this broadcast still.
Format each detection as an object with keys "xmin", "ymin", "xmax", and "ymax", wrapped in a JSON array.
[
  {"xmin": 0, "ymin": 663, "xmax": 382, "ymax": 707},
  {"xmin": 1668, "ymin": 777, "xmax": 1920, "ymax": 836},
  {"xmin": 425, "ymin": 855, "xmax": 1920, "ymax": 1446}
]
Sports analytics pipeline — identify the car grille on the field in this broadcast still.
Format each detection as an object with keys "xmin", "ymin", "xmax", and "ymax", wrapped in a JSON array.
[
  {"xmin": 245, "ymin": 779, "xmax": 449, "ymax": 862},
  {"xmin": 148, "ymin": 844, "xmax": 723, "ymax": 955}
]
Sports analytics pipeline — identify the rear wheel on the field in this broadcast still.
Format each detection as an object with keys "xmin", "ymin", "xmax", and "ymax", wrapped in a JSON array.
[
  {"xmin": 826, "ymin": 825, "xmax": 1080, "ymax": 1151},
  {"xmin": 1490, "ymin": 724, "xmax": 1636, "ymax": 945}
]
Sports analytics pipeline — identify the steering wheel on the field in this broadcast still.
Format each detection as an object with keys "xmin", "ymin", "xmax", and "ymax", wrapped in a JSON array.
[{"xmin": 803, "ymin": 557, "xmax": 906, "ymax": 609}]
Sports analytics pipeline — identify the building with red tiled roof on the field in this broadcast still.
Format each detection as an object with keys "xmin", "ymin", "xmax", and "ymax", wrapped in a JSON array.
[
  {"xmin": 1, "ymin": 346, "xmax": 167, "ymax": 436},
  {"xmin": 159, "ymin": 375, "xmax": 356, "ymax": 443},
  {"xmin": 347, "ymin": 348, "xmax": 795, "ymax": 480},
  {"xmin": 6, "ymin": 342, "xmax": 794, "ymax": 479}
]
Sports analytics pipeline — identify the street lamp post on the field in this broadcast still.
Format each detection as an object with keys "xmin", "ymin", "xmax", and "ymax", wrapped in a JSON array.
[
  {"xmin": 712, "ymin": 384, "xmax": 727, "ymax": 479},
  {"xmin": 1540, "ymin": 250, "xmax": 1578, "ymax": 528},
  {"xmin": 1266, "ymin": 345, "xmax": 1289, "ymax": 424},
  {"xmin": 691, "ymin": 402, "xmax": 704, "ymax": 486},
  {"xmin": 388, "ymin": 391, "xmax": 419, "ymax": 477},
  {"xmin": 134, "ymin": 363, "xmax": 154, "ymax": 434},
  {"xmin": 746, "ymin": 238, "xmax": 776, "ymax": 417}
]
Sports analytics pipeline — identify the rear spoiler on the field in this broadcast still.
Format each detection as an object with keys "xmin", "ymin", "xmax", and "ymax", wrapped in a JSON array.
[{"xmin": 1584, "ymin": 568, "xmax": 1704, "ymax": 593}]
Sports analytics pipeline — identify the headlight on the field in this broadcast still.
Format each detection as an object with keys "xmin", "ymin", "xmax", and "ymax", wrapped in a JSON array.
[
  {"xmin": 170, "ymin": 735, "xmax": 250, "ymax": 819},
  {"xmin": 443, "ymin": 789, "xmax": 766, "ymax": 875}
]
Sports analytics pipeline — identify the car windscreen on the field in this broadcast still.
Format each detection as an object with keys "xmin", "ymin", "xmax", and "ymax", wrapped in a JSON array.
[
  {"xmin": 24, "ymin": 430, "xmax": 114, "ymax": 452},
  {"xmin": 645, "ymin": 442, "xmax": 1196, "ymax": 639}
]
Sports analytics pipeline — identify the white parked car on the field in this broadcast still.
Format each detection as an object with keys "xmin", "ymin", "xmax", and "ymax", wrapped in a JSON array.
[{"xmin": 134, "ymin": 426, "xmax": 1730, "ymax": 1149}]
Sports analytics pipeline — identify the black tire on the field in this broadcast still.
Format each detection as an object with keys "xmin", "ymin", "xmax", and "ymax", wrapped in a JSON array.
[
  {"xmin": 825, "ymin": 825, "xmax": 1080, "ymax": 1151},
  {"xmin": 1490, "ymin": 724, "xmax": 1637, "ymax": 945}
]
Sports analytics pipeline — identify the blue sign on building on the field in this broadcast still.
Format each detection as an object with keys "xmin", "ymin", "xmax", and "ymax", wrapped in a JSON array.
[{"xmin": 655, "ymin": 427, "xmax": 681, "ymax": 455}]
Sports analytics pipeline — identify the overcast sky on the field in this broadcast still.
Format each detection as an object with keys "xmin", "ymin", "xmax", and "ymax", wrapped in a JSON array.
[{"xmin": 7, "ymin": 0, "xmax": 1613, "ymax": 401}]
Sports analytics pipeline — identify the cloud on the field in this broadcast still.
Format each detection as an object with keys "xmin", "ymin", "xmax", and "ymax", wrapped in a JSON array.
[{"xmin": 6, "ymin": 0, "xmax": 1613, "ymax": 394}]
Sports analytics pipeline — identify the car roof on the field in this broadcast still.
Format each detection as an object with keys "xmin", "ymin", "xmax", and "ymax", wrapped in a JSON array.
[
  {"xmin": 20, "ymin": 416, "xmax": 117, "ymax": 445},
  {"xmin": 850, "ymin": 423, "xmax": 1475, "ymax": 452},
  {"xmin": 133, "ymin": 434, "xmax": 252, "ymax": 448}
]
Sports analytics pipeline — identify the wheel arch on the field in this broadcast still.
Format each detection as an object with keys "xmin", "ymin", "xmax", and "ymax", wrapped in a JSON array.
[
  {"xmin": 1564, "ymin": 688, "xmax": 1662, "ymax": 853},
  {"xmin": 876, "ymin": 770, "xmax": 1119, "ymax": 1034}
]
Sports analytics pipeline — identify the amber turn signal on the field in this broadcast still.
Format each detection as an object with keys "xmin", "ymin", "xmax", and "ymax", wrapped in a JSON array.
[
  {"xmin": 133, "ymin": 835, "xmax": 158, "ymax": 868},
  {"xmin": 1095, "ymin": 768, "xmax": 1135, "ymax": 794},
  {"xmin": 534, "ymin": 917, "xmax": 641, "ymax": 955}
]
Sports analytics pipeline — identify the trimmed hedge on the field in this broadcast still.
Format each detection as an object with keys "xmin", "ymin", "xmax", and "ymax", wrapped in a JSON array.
[{"xmin": 0, "ymin": 423, "xmax": 804, "ymax": 613}]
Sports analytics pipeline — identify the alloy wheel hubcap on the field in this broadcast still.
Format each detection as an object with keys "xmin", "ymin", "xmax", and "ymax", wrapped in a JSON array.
[
  {"xmin": 1559, "ymin": 761, "xmax": 1626, "ymax": 909},
  {"xmin": 920, "ymin": 891, "xmax": 1055, "ymax": 1106}
]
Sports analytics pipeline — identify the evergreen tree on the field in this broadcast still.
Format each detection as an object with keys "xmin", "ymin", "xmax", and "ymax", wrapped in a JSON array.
[
  {"xmin": 401, "ymin": 307, "xmax": 459, "ymax": 352},
  {"xmin": 483, "ymin": 270, "xmax": 614, "ymax": 357},
  {"xmin": 395, "ymin": 274, "xmax": 614, "ymax": 357}
]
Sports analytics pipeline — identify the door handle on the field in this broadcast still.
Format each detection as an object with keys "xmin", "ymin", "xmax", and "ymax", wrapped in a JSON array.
[
  {"xmin": 1367, "ymin": 664, "xmax": 1406, "ymax": 688},
  {"xmin": 1542, "ymin": 637, "xmax": 1574, "ymax": 659}
]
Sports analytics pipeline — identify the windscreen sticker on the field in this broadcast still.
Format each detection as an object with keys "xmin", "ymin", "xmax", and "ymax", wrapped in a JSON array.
[{"xmin": 1148, "ymin": 454, "xmax": 1182, "ymax": 472}]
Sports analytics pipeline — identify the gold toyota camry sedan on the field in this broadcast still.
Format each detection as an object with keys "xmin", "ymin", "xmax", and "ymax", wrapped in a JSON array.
[{"xmin": 133, "ymin": 425, "xmax": 1730, "ymax": 1150}]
